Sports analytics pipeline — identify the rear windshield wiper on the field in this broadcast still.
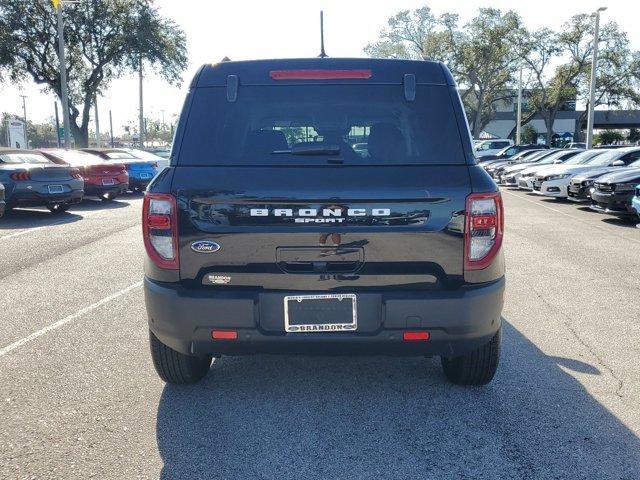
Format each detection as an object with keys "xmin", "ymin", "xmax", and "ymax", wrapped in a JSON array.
[{"xmin": 271, "ymin": 145, "xmax": 341, "ymax": 156}]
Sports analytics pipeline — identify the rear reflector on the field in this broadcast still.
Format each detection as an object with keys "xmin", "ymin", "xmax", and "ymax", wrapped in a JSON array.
[
  {"xmin": 403, "ymin": 331, "xmax": 430, "ymax": 341},
  {"xmin": 211, "ymin": 330, "xmax": 238, "ymax": 340},
  {"xmin": 269, "ymin": 69, "xmax": 372, "ymax": 80}
]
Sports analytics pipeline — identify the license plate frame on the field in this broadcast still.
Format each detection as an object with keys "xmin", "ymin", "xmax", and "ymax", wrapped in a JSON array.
[
  {"xmin": 102, "ymin": 178, "xmax": 116, "ymax": 186},
  {"xmin": 284, "ymin": 294, "xmax": 357, "ymax": 333},
  {"xmin": 47, "ymin": 185, "xmax": 64, "ymax": 194}
]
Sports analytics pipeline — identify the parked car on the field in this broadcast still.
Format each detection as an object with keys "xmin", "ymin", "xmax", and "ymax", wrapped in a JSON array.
[
  {"xmin": 81, "ymin": 148, "xmax": 158, "ymax": 191},
  {"xmin": 474, "ymin": 138, "xmax": 513, "ymax": 158},
  {"xmin": 518, "ymin": 149, "xmax": 606, "ymax": 190},
  {"xmin": 533, "ymin": 147, "xmax": 640, "ymax": 198},
  {"xmin": 145, "ymin": 147, "xmax": 171, "ymax": 159},
  {"xmin": 500, "ymin": 149, "xmax": 583, "ymax": 187},
  {"xmin": 0, "ymin": 148, "xmax": 84, "ymax": 213},
  {"xmin": 143, "ymin": 58, "xmax": 505, "ymax": 386},
  {"xmin": 632, "ymin": 185, "xmax": 640, "ymax": 223},
  {"xmin": 484, "ymin": 149, "xmax": 552, "ymax": 178},
  {"xmin": 489, "ymin": 149, "xmax": 560, "ymax": 181},
  {"xmin": 477, "ymin": 143, "xmax": 549, "ymax": 165},
  {"xmin": 590, "ymin": 162, "xmax": 640, "ymax": 218},
  {"xmin": 0, "ymin": 182, "xmax": 5, "ymax": 218},
  {"xmin": 121, "ymin": 148, "xmax": 170, "ymax": 169},
  {"xmin": 567, "ymin": 159, "xmax": 635, "ymax": 203},
  {"xmin": 40, "ymin": 149, "xmax": 129, "ymax": 201}
]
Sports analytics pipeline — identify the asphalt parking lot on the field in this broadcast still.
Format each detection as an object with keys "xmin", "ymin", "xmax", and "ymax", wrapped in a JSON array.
[{"xmin": 1, "ymin": 189, "xmax": 639, "ymax": 480}]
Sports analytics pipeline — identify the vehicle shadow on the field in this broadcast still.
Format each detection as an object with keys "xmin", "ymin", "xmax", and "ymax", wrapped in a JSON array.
[
  {"xmin": 600, "ymin": 217, "xmax": 639, "ymax": 229},
  {"xmin": 155, "ymin": 321, "xmax": 640, "ymax": 479},
  {"xmin": 0, "ymin": 209, "xmax": 84, "ymax": 231}
]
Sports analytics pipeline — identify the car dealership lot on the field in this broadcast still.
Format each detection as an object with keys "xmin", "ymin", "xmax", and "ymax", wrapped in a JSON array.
[{"xmin": 1, "ymin": 191, "xmax": 639, "ymax": 479}]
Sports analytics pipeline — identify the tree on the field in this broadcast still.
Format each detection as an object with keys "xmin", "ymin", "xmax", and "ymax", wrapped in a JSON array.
[
  {"xmin": 521, "ymin": 124, "xmax": 538, "ymax": 144},
  {"xmin": 365, "ymin": 6, "xmax": 524, "ymax": 138},
  {"xmin": 594, "ymin": 129, "xmax": 623, "ymax": 145},
  {"xmin": 0, "ymin": 0, "xmax": 187, "ymax": 147},
  {"xmin": 574, "ymin": 23, "xmax": 640, "ymax": 138}
]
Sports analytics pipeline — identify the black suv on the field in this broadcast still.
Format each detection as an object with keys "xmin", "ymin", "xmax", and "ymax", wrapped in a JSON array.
[{"xmin": 143, "ymin": 58, "xmax": 505, "ymax": 386}]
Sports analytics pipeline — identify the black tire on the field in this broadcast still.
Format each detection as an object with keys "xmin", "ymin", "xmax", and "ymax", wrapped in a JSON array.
[
  {"xmin": 149, "ymin": 331, "xmax": 212, "ymax": 384},
  {"xmin": 47, "ymin": 203, "xmax": 70, "ymax": 214},
  {"xmin": 441, "ymin": 327, "xmax": 501, "ymax": 386},
  {"xmin": 101, "ymin": 193, "xmax": 116, "ymax": 201}
]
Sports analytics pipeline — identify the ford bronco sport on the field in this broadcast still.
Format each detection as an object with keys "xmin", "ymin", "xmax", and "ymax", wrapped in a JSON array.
[{"xmin": 143, "ymin": 58, "xmax": 505, "ymax": 385}]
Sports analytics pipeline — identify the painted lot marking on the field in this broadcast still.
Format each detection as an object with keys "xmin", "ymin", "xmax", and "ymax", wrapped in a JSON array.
[
  {"xmin": 0, "ymin": 210, "xmax": 102, "ymax": 241},
  {"xmin": 0, "ymin": 281, "xmax": 143, "ymax": 357},
  {"xmin": 501, "ymin": 189, "xmax": 640, "ymax": 245}
]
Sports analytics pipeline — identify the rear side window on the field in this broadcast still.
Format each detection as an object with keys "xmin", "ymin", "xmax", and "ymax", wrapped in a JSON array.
[
  {"xmin": 178, "ymin": 85, "xmax": 465, "ymax": 165},
  {"xmin": 0, "ymin": 153, "xmax": 51, "ymax": 164}
]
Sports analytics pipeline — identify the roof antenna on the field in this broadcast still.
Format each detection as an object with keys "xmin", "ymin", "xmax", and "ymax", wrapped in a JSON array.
[{"xmin": 318, "ymin": 11, "xmax": 328, "ymax": 58}]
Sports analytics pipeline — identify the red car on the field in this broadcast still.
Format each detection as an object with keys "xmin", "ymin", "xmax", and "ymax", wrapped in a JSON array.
[{"xmin": 40, "ymin": 149, "xmax": 129, "ymax": 201}]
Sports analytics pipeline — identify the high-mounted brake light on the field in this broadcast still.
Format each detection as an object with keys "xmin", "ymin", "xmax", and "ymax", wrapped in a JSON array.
[
  {"xmin": 10, "ymin": 171, "xmax": 30, "ymax": 181},
  {"xmin": 464, "ymin": 192, "xmax": 503, "ymax": 271},
  {"xmin": 269, "ymin": 69, "xmax": 372, "ymax": 80},
  {"xmin": 142, "ymin": 193, "xmax": 179, "ymax": 269}
]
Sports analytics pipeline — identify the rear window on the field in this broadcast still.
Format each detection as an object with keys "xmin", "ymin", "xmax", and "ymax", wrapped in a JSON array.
[
  {"xmin": 0, "ymin": 153, "xmax": 51, "ymax": 164},
  {"xmin": 178, "ymin": 85, "xmax": 465, "ymax": 165}
]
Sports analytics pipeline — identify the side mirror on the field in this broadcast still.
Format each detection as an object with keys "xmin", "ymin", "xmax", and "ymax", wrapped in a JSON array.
[
  {"xmin": 612, "ymin": 160, "xmax": 625, "ymax": 167},
  {"xmin": 554, "ymin": 159, "xmax": 563, "ymax": 164}
]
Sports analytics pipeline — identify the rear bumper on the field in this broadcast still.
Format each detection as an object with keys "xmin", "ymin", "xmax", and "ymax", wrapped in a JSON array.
[
  {"xmin": 128, "ymin": 177, "xmax": 152, "ymax": 190},
  {"xmin": 7, "ymin": 190, "xmax": 83, "ymax": 208},
  {"xmin": 84, "ymin": 183, "xmax": 128, "ymax": 197},
  {"xmin": 144, "ymin": 277, "xmax": 505, "ymax": 357}
]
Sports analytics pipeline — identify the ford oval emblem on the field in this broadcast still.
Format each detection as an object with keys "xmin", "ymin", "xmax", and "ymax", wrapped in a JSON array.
[{"xmin": 190, "ymin": 240, "xmax": 221, "ymax": 253}]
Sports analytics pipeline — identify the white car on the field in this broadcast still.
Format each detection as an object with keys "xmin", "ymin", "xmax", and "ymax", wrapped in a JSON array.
[
  {"xmin": 500, "ymin": 149, "xmax": 582, "ymax": 187},
  {"xmin": 532, "ymin": 148, "xmax": 640, "ymax": 198},
  {"xmin": 475, "ymin": 139, "xmax": 514, "ymax": 158},
  {"xmin": 121, "ymin": 148, "xmax": 170, "ymax": 169},
  {"xmin": 518, "ymin": 150, "xmax": 604, "ymax": 190}
]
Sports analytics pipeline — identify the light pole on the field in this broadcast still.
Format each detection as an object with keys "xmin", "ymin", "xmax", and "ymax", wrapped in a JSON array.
[
  {"xmin": 19, "ymin": 95, "xmax": 28, "ymax": 148},
  {"xmin": 586, "ymin": 7, "xmax": 607, "ymax": 149},
  {"xmin": 55, "ymin": 0, "xmax": 72, "ymax": 148},
  {"xmin": 138, "ymin": 56, "xmax": 145, "ymax": 148},
  {"xmin": 516, "ymin": 64, "xmax": 523, "ymax": 145}
]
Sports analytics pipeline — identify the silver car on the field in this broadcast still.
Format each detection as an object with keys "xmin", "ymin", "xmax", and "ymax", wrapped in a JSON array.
[{"xmin": 0, "ymin": 148, "xmax": 84, "ymax": 214}]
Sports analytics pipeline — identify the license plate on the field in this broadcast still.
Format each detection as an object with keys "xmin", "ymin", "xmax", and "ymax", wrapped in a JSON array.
[
  {"xmin": 284, "ymin": 294, "xmax": 357, "ymax": 333},
  {"xmin": 140, "ymin": 173, "xmax": 151, "ymax": 179},
  {"xmin": 102, "ymin": 178, "xmax": 116, "ymax": 186},
  {"xmin": 47, "ymin": 185, "xmax": 64, "ymax": 194}
]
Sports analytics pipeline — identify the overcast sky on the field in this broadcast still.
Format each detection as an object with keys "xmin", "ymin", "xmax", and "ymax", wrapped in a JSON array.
[{"xmin": 1, "ymin": 0, "xmax": 638, "ymax": 135}]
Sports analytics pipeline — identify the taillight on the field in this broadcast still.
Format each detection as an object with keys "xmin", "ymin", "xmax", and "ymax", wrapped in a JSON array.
[
  {"xmin": 142, "ymin": 193, "xmax": 179, "ymax": 269},
  {"xmin": 464, "ymin": 192, "xmax": 503, "ymax": 271},
  {"xmin": 152, "ymin": 162, "xmax": 158, "ymax": 168},
  {"xmin": 71, "ymin": 168, "xmax": 83, "ymax": 180},
  {"xmin": 10, "ymin": 171, "xmax": 30, "ymax": 181}
]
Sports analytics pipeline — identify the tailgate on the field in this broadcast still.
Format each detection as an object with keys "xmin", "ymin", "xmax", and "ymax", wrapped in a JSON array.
[{"xmin": 173, "ymin": 165, "xmax": 469, "ymax": 290}]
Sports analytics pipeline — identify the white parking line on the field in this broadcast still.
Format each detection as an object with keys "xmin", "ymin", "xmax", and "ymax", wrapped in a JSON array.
[
  {"xmin": 502, "ymin": 189, "xmax": 640, "ymax": 245},
  {"xmin": 0, "ymin": 210, "xmax": 102, "ymax": 241},
  {"xmin": 0, "ymin": 281, "xmax": 143, "ymax": 357}
]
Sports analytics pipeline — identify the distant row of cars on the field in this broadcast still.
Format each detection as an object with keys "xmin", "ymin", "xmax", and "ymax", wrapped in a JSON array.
[
  {"xmin": 478, "ymin": 144, "xmax": 640, "ymax": 222},
  {"xmin": 0, "ymin": 147, "xmax": 168, "ymax": 217}
]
